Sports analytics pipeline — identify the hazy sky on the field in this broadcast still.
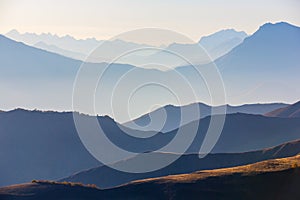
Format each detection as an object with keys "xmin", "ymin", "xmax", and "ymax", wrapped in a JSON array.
[{"xmin": 1, "ymin": 0, "xmax": 300, "ymax": 42}]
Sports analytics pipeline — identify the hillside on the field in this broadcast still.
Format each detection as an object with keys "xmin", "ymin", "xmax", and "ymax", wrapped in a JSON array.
[
  {"xmin": 266, "ymin": 101, "xmax": 300, "ymax": 118},
  {"xmin": 61, "ymin": 139, "xmax": 300, "ymax": 188},
  {"xmin": 1, "ymin": 155, "xmax": 300, "ymax": 200}
]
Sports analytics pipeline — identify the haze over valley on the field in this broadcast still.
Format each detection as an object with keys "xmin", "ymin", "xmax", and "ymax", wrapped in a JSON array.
[{"xmin": 1, "ymin": 1, "xmax": 300, "ymax": 199}]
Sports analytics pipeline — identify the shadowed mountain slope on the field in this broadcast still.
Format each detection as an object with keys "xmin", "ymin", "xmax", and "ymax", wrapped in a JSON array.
[{"xmin": 266, "ymin": 101, "xmax": 300, "ymax": 118}]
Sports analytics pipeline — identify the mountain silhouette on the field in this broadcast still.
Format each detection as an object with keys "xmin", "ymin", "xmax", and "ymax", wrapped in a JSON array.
[
  {"xmin": 173, "ymin": 22, "xmax": 300, "ymax": 105},
  {"xmin": 123, "ymin": 102, "xmax": 287, "ymax": 132},
  {"xmin": 266, "ymin": 101, "xmax": 300, "ymax": 118},
  {"xmin": 122, "ymin": 29, "xmax": 247, "ymax": 68},
  {"xmin": 5, "ymin": 29, "xmax": 247, "ymax": 67},
  {"xmin": 213, "ymin": 22, "xmax": 300, "ymax": 104},
  {"xmin": 5, "ymin": 29, "xmax": 102, "ymax": 55}
]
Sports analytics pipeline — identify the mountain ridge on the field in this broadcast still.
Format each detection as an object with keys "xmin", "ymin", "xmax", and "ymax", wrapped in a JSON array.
[
  {"xmin": 5, "ymin": 28, "xmax": 248, "ymax": 65},
  {"xmin": 123, "ymin": 102, "xmax": 288, "ymax": 132},
  {"xmin": 266, "ymin": 101, "xmax": 300, "ymax": 118}
]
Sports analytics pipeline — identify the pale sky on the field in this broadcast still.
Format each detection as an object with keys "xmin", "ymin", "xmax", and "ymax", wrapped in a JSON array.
[{"xmin": 0, "ymin": 0, "xmax": 300, "ymax": 42}]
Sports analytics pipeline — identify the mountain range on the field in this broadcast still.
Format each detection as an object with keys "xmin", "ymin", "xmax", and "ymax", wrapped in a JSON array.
[
  {"xmin": 1, "ymin": 22, "xmax": 299, "ymax": 119},
  {"xmin": 5, "ymin": 29, "xmax": 247, "ymax": 66},
  {"xmin": 5, "ymin": 29, "xmax": 103, "ymax": 55},
  {"xmin": 123, "ymin": 102, "xmax": 287, "ymax": 132},
  {"xmin": 121, "ymin": 29, "xmax": 247, "ymax": 68},
  {"xmin": 266, "ymin": 101, "xmax": 300, "ymax": 118},
  {"xmin": 1, "ymin": 7, "xmax": 299, "ymax": 199}
]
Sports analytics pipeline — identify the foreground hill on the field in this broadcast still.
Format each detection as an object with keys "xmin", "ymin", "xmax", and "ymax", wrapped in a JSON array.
[
  {"xmin": 266, "ymin": 101, "xmax": 300, "ymax": 118},
  {"xmin": 1, "ymin": 155, "xmax": 300, "ymax": 200},
  {"xmin": 62, "ymin": 139, "xmax": 300, "ymax": 188}
]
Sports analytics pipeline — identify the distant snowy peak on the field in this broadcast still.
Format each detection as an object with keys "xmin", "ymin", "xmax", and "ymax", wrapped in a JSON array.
[
  {"xmin": 198, "ymin": 29, "xmax": 248, "ymax": 59},
  {"xmin": 5, "ymin": 28, "xmax": 249, "ymax": 64},
  {"xmin": 199, "ymin": 29, "xmax": 247, "ymax": 45}
]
